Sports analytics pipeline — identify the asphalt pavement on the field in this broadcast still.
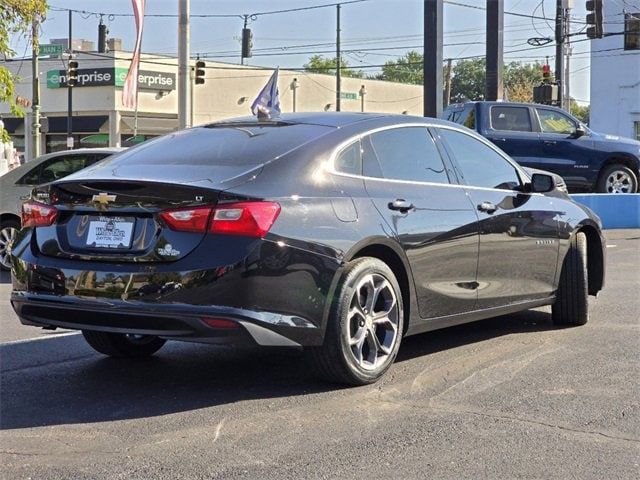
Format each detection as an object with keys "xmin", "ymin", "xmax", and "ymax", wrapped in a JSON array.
[{"xmin": 0, "ymin": 230, "xmax": 638, "ymax": 479}]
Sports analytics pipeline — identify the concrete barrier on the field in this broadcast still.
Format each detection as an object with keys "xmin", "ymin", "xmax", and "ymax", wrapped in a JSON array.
[{"xmin": 571, "ymin": 194, "xmax": 640, "ymax": 229}]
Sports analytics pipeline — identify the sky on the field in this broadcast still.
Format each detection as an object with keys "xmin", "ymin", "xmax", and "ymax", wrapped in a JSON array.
[{"xmin": 8, "ymin": 0, "xmax": 594, "ymax": 104}]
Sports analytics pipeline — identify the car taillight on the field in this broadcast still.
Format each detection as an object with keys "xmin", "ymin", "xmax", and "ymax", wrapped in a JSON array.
[
  {"xmin": 22, "ymin": 200, "xmax": 58, "ymax": 228},
  {"xmin": 210, "ymin": 201, "xmax": 280, "ymax": 238},
  {"xmin": 160, "ymin": 206, "xmax": 212, "ymax": 232}
]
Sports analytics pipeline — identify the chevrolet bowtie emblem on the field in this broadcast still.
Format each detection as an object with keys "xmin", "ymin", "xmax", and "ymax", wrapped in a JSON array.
[{"xmin": 92, "ymin": 192, "xmax": 116, "ymax": 204}]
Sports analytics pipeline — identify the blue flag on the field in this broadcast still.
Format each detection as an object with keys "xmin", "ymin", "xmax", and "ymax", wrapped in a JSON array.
[{"xmin": 251, "ymin": 68, "xmax": 281, "ymax": 118}]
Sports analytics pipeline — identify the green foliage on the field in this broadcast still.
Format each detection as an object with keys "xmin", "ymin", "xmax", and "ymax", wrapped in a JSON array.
[
  {"xmin": 304, "ymin": 55, "xmax": 363, "ymax": 78},
  {"xmin": 0, "ymin": 0, "xmax": 48, "ymax": 141},
  {"xmin": 570, "ymin": 100, "xmax": 589, "ymax": 124},
  {"xmin": 449, "ymin": 58, "xmax": 486, "ymax": 102},
  {"xmin": 378, "ymin": 51, "xmax": 423, "ymax": 85}
]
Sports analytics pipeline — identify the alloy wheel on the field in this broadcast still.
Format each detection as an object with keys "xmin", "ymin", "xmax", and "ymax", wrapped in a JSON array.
[
  {"xmin": 346, "ymin": 273, "xmax": 399, "ymax": 371},
  {"xmin": 0, "ymin": 226, "xmax": 18, "ymax": 269},
  {"xmin": 605, "ymin": 170, "xmax": 634, "ymax": 193}
]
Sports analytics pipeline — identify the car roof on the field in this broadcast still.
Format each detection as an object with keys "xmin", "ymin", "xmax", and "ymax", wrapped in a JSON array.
[{"xmin": 203, "ymin": 111, "xmax": 457, "ymax": 129}]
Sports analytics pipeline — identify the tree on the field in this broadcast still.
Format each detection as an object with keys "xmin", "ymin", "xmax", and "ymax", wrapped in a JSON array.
[
  {"xmin": 1, "ymin": 0, "xmax": 48, "ymax": 142},
  {"xmin": 379, "ymin": 51, "xmax": 423, "ymax": 85},
  {"xmin": 449, "ymin": 58, "xmax": 486, "ymax": 103},
  {"xmin": 304, "ymin": 55, "xmax": 363, "ymax": 78},
  {"xmin": 569, "ymin": 100, "xmax": 589, "ymax": 124},
  {"xmin": 504, "ymin": 61, "xmax": 544, "ymax": 102}
]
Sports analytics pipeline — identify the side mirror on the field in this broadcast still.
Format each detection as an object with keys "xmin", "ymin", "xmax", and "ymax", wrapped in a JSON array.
[
  {"xmin": 572, "ymin": 125, "xmax": 586, "ymax": 138},
  {"xmin": 530, "ymin": 173, "xmax": 555, "ymax": 193}
]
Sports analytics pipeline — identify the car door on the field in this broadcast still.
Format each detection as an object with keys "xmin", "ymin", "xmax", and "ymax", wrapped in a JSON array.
[
  {"xmin": 534, "ymin": 107, "xmax": 597, "ymax": 187},
  {"xmin": 483, "ymin": 105, "xmax": 544, "ymax": 167},
  {"xmin": 362, "ymin": 126, "xmax": 480, "ymax": 318},
  {"xmin": 435, "ymin": 127, "xmax": 560, "ymax": 309}
]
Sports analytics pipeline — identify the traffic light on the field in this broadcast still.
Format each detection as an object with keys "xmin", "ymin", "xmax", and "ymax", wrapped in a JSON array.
[
  {"xmin": 195, "ymin": 60, "xmax": 205, "ymax": 85},
  {"xmin": 241, "ymin": 28, "xmax": 253, "ymax": 58},
  {"xmin": 542, "ymin": 64, "xmax": 552, "ymax": 83},
  {"xmin": 98, "ymin": 22, "xmax": 109, "ymax": 53},
  {"xmin": 67, "ymin": 60, "xmax": 79, "ymax": 87},
  {"xmin": 586, "ymin": 0, "xmax": 603, "ymax": 39}
]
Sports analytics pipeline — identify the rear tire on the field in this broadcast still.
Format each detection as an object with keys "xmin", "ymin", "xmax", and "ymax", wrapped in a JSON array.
[
  {"xmin": 82, "ymin": 331, "xmax": 166, "ymax": 358},
  {"xmin": 307, "ymin": 257, "xmax": 404, "ymax": 386},
  {"xmin": 596, "ymin": 164, "xmax": 638, "ymax": 194},
  {"xmin": 0, "ymin": 218, "xmax": 20, "ymax": 272},
  {"xmin": 552, "ymin": 232, "xmax": 589, "ymax": 326}
]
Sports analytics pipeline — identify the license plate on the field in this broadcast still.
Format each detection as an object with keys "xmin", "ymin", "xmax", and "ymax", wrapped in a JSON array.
[{"xmin": 86, "ymin": 217, "xmax": 134, "ymax": 249}]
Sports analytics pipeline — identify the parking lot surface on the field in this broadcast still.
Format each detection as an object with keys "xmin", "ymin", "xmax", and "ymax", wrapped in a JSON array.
[{"xmin": 1, "ymin": 230, "xmax": 639, "ymax": 479}]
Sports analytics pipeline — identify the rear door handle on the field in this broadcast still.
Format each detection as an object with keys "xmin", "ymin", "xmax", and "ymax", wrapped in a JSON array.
[
  {"xmin": 388, "ymin": 199, "xmax": 414, "ymax": 213},
  {"xmin": 477, "ymin": 201, "xmax": 497, "ymax": 214},
  {"xmin": 544, "ymin": 140, "xmax": 556, "ymax": 145}
]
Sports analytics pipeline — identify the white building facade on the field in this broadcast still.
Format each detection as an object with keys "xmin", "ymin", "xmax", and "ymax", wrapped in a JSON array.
[
  {"xmin": 1, "ymin": 51, "xmax": 424, "ymax": 161},
  {"xmin": 589, "ymin": 0, "xmax": 640, "ymax": 140}
]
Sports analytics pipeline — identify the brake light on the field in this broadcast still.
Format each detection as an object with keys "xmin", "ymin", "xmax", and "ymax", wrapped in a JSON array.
[
  {"xmin": 160, "ymin": 206, "xmax": 212, "ymax": 232},
  {"xmin": 22, "ymin": 200, "xmax": 58, "ymax": 228},
  {"xmin": 210, "ymin": 201, "xmax": 280, "ymax": 238}
]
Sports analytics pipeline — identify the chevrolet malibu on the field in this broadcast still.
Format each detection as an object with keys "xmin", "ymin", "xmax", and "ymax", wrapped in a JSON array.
[{"xmin": 10, "ymin": 113, "xmax": 605, "ymax": 385}]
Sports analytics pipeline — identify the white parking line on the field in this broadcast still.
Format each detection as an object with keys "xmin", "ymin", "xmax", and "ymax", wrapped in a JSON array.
[{"xmin": 0, "ymin": 331, "xmax": 80, "ymax": 346}]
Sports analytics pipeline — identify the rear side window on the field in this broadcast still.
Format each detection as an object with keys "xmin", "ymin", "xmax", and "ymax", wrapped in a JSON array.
[
  {"xmin": 335, "ymin": 141, "xmax": 362, "ymax": 175},
  {"xmin": 438, "ymin": 128, "xmax": 521, "ymax": 190},
  {"xmin": 490, "ymin": 106, "xmax": 532, "ymax": 132},
  {"xmin": 444, "ymin": 104, "xmax": 475, "ymax": 129},
  {"xmin": 363, "ymin": 127, "xmax": 449, "ymax": 184},
  {"xmin": 39, "ymin": 155, "xmax": 89, "ymax": 183},
  {"xmin": 17, "ymin": 154, "xmax": 92, "ymax": 185}
]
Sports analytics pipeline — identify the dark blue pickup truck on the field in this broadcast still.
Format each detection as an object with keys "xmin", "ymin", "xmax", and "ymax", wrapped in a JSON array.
[{"xmin": 443, "ymin": 101, "xmax": 640, "ymax": 193}]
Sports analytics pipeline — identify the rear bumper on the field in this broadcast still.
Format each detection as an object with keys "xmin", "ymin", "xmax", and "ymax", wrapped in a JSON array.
[
  {"xmin": 11, "ymin": 291, "xmax": 317, "ymax": 347},
  {"xmin": 9, "ymin": 232, "xmax": 341, "ymax": 347}
]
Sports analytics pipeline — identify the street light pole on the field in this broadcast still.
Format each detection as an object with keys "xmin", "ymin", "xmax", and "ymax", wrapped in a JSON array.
[
  {"xmin": 178, "ymin": 0, "xmax": 191, "ymax": 129},
  {"xmin": 67, "ymin": 10, "xmax": 74, "ymax": 149},
  {"xmin": 336, "ymin": 3, "xmax": 341, "ymax": 112},
  {"xmin": 31, "ymin": 18, "xmax": 41, "ymax": 159}
]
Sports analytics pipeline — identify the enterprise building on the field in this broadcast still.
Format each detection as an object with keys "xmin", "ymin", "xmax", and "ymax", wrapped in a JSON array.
[{"xmin": 1, "ymin": 49, "xmax": 423, "ymax": 161}]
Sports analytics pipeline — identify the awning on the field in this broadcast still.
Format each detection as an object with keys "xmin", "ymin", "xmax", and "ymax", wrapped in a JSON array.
[
  {"xmin": 1, "ymin": 118, "xmax": 25, "ymax": 134},
  {"xmin": 121, "ymin": 116, "xmax": 178, "ymax": 134},
  {"xmin": 46, "ymin": 115, "xmax": 109, "ymax": 133}
]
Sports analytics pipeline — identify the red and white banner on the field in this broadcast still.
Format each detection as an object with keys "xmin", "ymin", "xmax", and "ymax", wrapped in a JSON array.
[{"xmin": 122, "ymin": 0, "xmax": 145, "ymax": 108}]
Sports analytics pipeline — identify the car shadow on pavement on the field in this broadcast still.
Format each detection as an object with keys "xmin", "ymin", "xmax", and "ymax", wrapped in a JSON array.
[{"xmin": 0, "ymin": 309, "xmax": 558, "ymax": 430}]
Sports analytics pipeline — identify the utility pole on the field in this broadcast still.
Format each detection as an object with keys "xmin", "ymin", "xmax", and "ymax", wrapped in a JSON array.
[
  {"xmin": 485, "ymin": 0, "xmax": 504, "ymax": 101},
  {"xmin": 444, "ymin": 58, "xmax": 452, "ymax": 107},
  {"xmin": 424, "ymin": 0, "xmax": 443, "ymax": 118},
  {"xmin": 291, "ymin": 78, "xmax": 299, "ymax": 112},
  {"xmin": 67, "ymin": 10, "xmax": 73, "ymax": 149},
  {"xmin": 555, "ymin": 0, "xmax": 566, "ymax": 110},
  {"xmin": 31, "ymin": 17, "xmax": 41, "ymax": 159},
  {"xmin": 178, "ymin": 0, "xmax": 191, "ymax": 129},
  {"xmin": 336, "ymin": 4, "xmax": 341, "ymax": 112},
  {"xmin": 564, "ymin": 5, "xmax": 571, "ymax": 113}
]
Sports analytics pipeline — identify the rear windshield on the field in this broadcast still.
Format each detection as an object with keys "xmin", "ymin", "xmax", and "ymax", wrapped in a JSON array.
[{"xmin": 112, "ymin": 123, "xmax": 332, "ymax": 167}]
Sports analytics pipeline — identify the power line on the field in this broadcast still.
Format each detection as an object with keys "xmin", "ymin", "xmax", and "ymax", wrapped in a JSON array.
[{"xmin": 48, "ymin": 0, "xmax": 370, "ymax": 19}]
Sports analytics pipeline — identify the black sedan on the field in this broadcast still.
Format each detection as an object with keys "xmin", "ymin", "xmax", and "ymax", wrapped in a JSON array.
[{"xmin": 9, "ymin": 113, "xmax": 605, "ymax": 385}]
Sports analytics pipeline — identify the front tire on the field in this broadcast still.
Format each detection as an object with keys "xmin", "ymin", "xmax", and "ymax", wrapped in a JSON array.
[
  {"xmin": 552, "ymin": 232, "xmax": 589, "ymax": 326},
  {"xmin": 596, "ymin": 164, "xmax": 638, "ymax": 193},
  {"xmin": 308, "ymin": 257, "xmax": 404, "ymax": 385},
  {"xmin": 82, "ymin": 331, "xmax": 166, "ymax": 358}
]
